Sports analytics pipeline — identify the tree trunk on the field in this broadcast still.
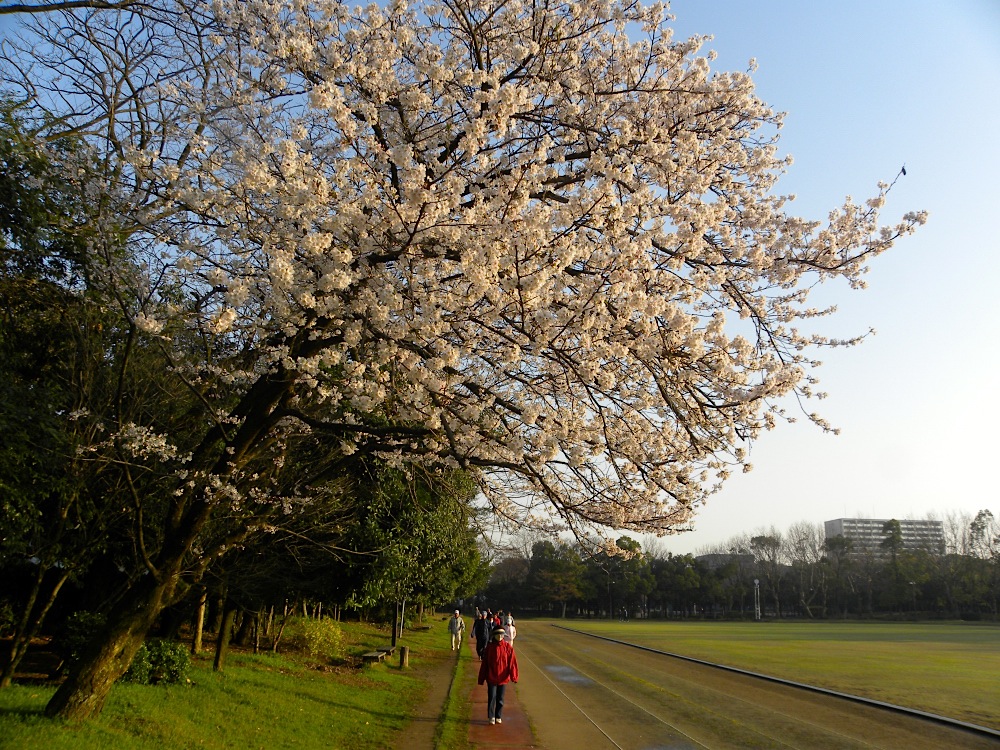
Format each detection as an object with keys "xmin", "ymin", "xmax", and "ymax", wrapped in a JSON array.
[
  {"xmin": 45, "ymin": 571, "xmax": 178, "ymax": 721},
  {"xmin": 234, "ymin": 609, "xmax": 253, "ymax": 646},
  {"xmin": 191, "ymin": 588, "xmax": 207, "ymax": 654},
  {"xmin": 270, "ymin": 602, "xmax": 292, "ymax": 653},
  {"xmin": 1, "ymin": 566, "xmax": 70, "ymax": 689},
  {"xmin": 213, "ymin": 606, "xmax": 238, "ymax": 672},
  {"xmin": 208, "ymin": 589, "xmax": 225, "ymax": 634}
]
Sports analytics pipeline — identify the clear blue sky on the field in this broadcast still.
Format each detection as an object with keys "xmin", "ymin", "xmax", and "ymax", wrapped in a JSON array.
[{"xmin": 655, "ymin": 0, "xmax": 1000, "ymax": 554}]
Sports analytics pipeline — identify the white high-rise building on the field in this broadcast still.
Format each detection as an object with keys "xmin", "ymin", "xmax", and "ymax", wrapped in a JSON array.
[{"xmin": 824, "ymin": 518, "xmax": 944, "ymax": 555}]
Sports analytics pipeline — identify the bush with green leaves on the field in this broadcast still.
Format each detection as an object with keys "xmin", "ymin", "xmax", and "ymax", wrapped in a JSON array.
[
  {"xmin": 121, "ymin": 645, "xmax": 151, "ymax": 684},
  {"xmin": 121, "ymin": 639, "xmax": 190, "ymax": 684},
  {"xmin": 0, "ymin": 600, "xmax": 14, "ymax": 637},
  {"xmin": 300, "ymin": 618, "xmax": 343, "ymax": 662},
  {"xmin": 56, "ymin": 611, "xmax": 107, "ymax": 668}
]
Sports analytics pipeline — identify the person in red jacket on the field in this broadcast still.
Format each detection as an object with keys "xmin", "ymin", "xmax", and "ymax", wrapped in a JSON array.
[{"xmin": 477, "ymin": 627, "xmax": 519, "ymax": 725}]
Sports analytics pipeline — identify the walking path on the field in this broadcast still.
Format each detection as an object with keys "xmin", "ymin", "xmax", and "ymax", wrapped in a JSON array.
[
  {"xmin": 391, "ymin": 639, "xmax": 456, "ymax": 750},
  {"xmin": 462, "ymin": 644, "xmax": 537, "ymax": 749},
  {"xmin": 398, "ymin": 628, "xmax": 539, "ymax": 749}
]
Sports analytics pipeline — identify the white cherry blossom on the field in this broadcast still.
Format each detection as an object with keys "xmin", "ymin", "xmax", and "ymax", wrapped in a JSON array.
[{"xmin": 10, "ymin": 0, "xmax": 924, "ymax": 545}]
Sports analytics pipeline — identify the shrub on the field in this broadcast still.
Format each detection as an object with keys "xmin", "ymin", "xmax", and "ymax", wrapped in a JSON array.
[
  {"xmin": 300, "ymin": 618, "xmax": 343, "ymax": 662},
  {"xmin": 0, "ymin": 600, "xmax": 14, "ymax": 638},
  {"xmin": 121, "ymin": 644, "xmax": 152, "ymax": 684},
  {"xmin": 121, "ymin": 639, "xmax": 190, "ymax": 684},
  {"xmin": 56, "ymin": 611, "xmax": 107, "ymax": 668},
  {"xmin": 147, "ymin": 639, "xmax": 191, "ymax": 683}
]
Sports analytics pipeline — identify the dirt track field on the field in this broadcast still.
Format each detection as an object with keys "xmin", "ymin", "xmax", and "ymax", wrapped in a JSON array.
[{"xmin": 512, "ymin": 625, "xmax": 1000, "ymax": 750}]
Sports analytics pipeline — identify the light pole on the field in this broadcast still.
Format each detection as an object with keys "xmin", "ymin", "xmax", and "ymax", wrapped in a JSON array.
[
  {"xmin": 754, "ymin": 579, "xmax": 761, "ymax": 621},
  {"xmin": 606, "ymin": 569, "xmax": 613, "ymax": 620}
]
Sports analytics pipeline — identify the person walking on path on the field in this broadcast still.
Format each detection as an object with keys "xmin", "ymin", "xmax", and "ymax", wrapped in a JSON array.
[
  {"xmin": 478, "ymin": 627, "xmax": 518, "ymax": 725},
  {"xmin": 503, "ymin": 620, "xmax": 517, "ymax": 647},
  {"xmin": 472, "ymin": 611, "xmax": 491, "ymax": 659},
  {"xmin": 448, "ymin": 610, "xmax": 466, "ymax": 651}
]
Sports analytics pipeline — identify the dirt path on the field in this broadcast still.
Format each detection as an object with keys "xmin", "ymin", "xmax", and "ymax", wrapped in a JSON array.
[{"xmin": 391, "ymin": 639, "xmax": 461, "ymax": 750}]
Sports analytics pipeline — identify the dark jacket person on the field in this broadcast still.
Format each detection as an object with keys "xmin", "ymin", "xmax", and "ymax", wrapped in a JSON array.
[{"xmin": 472, "ymin": 612, "xmax": 491, "ymax": 658}]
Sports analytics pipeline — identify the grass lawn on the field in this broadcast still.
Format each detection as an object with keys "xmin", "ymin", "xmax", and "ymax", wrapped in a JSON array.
[
  {"xmin": 558, "ymin": 619, "xmax": 1000, "ymax": 729},
  {"xmin": 0, "ymin": 619, "xmax": 455, "ymax": 750}
]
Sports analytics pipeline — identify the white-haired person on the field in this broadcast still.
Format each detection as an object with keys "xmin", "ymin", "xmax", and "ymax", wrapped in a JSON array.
[
  {"xmin": 503, "ymin": 620, "xmax": 516, "ymax": 646},
  {"xmin": 448, "ymin": 609, "xmax": 465, "ymax": 651}
]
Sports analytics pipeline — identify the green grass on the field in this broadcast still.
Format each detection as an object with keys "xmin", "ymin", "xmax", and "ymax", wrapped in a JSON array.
[
  {"xmin": 0, "ymin": 620, "xmax": 451, "ymax": 750},
  {"xmin": 557, "ymin": 619, "xmax": 1000, "ymax": 729},
  {"xmin": 433, "ymin": 646, "xmax": 474, "ymax": 750}
]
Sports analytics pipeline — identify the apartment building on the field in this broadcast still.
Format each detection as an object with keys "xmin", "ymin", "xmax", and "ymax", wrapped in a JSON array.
[{"xmin": 823, "ymin": 518, "xmax": 945, "ymax": 555}]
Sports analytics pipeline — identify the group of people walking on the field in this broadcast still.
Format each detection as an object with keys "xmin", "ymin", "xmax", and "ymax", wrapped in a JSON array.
[
  {"xmin": 472, "ymin": 608, "xmax": 516, "ymax": 656},
  {"xmin": 448, "ymin": 607, "xmax": 519, "ymax": 726}
]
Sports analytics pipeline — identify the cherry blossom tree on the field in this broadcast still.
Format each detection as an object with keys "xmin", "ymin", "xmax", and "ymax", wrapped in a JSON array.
[{"xmin": 0, "ymin": 0, "xmax": 924, "ymax": 720}]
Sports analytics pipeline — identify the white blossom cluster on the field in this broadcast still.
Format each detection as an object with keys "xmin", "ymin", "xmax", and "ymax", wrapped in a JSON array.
[{"xmin": 15, "ymin": 0, "xmax": 924, "ymax": 542}]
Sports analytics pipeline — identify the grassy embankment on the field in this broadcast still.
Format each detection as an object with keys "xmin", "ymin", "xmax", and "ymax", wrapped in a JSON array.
[
  {"xmin": 434, "ymin": 646, "xmax": 476, "ymax": 750},
  {"xmin": 559, "ymin": 619, "xmax": 1000, "ymax": 729},
  {"xmin": 0, "ymin": 619, "xmax": 463, "ymax": 750}
]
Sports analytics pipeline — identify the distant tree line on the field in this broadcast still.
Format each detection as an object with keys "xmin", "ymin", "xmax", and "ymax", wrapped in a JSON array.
[{"xmin": 480, "ymin": 512, "xmax": 1000, "ymax": 621}]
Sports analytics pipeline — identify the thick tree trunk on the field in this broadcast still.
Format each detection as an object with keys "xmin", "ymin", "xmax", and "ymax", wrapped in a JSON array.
[{"xmin": 45, "ymin": 571, "xmax": 178, "ymax": 721}]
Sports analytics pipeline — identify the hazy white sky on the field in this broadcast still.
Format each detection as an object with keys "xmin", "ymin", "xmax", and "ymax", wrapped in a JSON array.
[{"xmin": 650, "ymin": 0, "xmax": 1000, "ymax": 555}]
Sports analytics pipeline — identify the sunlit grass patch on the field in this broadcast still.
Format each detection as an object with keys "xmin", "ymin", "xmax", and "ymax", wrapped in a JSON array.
[
  {"xmin": 559, "ymin": 619, "xmax": 1000, "ymax": 729},
  {"xmin": 0, "ymin": 620, "xmax": 448, "ymax": 749}
]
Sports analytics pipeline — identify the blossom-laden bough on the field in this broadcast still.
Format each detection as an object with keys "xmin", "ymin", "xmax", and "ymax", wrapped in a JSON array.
[
  {"xmin": 176, "ymin": 0, "xmax": 921, "ymax": 533},
  {"xmin": 1, "ymin": 0, "xmax": 924, "ymax": 720}
]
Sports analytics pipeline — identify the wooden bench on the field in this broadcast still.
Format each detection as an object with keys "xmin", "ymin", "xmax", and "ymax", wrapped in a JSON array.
[{"xmin": 362, "ymin": 645, "xmax": 398, "ymax": 664}]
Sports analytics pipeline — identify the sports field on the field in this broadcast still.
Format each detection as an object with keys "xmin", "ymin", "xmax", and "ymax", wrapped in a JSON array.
[{"xmin": 555, "ymin": 619, "xmax": 1000, "ymax": 730}]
